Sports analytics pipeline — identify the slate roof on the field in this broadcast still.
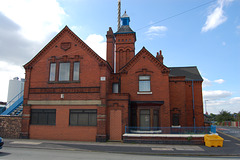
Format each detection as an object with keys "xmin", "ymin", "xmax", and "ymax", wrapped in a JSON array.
[
  {"xmin": 169, "ymin": 66, "xmax": 203, "ymax": 81},
  {"xmin": 115, "ymin": 25, "xmax": 135, "ymax": 34}
]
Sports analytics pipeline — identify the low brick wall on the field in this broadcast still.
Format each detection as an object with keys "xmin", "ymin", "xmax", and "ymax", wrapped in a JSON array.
[{"xmin": 0, "ymin": 116, "xmax": 22, "ymax": 138}]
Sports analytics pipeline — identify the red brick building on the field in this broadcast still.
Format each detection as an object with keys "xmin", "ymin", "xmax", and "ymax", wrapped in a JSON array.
[{"xmin": 21, "ymin": 12, "xmax": 204, "ymax": 142}]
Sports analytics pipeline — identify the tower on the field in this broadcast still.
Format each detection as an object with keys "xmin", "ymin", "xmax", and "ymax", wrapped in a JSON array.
[{"xmin": 114, "ymin": 11, "xmax": 136, "ymax": 72}]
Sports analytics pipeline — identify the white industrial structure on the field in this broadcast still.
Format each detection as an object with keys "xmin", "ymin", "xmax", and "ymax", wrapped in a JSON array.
[{"xmin": 7, "ymin": 77, "xmax": 24, "ymax": 106}]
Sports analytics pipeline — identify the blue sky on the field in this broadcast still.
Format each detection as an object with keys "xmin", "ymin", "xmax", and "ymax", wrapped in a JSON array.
[{"xmin": 0, "ymin": 0, "xmax": 239, "ymax": 114}]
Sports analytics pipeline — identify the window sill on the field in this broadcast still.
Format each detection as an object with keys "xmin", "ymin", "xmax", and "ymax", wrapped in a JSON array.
[
  {"xmin": 137, "ymin": 91, "xmax": 152, "ymax": 95},
  {"xmin": 48, "ymin": 81, "xmax": 80, "ymax": 84},
  {"xmin": 171, "ymin": 125, "xmax": 181, "ymax": 128},
  {"xmin": 30, "ymin": 124, "xmax": 56, "ymax": 126},
  {"xmin": 69, "ymin": 125, "xmax": 97, "ymax": 127}
]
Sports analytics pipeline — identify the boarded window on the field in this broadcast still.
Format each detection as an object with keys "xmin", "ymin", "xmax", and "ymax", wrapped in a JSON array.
[{"xmin": 172, "ymin": 114, "xmax": 180, "ymax": 126}]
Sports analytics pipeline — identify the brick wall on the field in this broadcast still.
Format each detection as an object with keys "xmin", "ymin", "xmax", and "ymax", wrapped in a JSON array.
[{"xmin": 0, "ymin": 116, "xmax": 22, "ymax": 138}]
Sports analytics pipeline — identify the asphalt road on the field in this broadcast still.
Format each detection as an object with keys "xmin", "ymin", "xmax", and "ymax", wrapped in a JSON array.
[
  {"xmin": 217, "ymin": 126, "xmax": 240, "ymax": 139},
  {"xmin": 0, "ymin": 147, "xmax": 240, "ymax": 160},
  {"xmin": 0, "ymin": 126, "xmax": 239, "ymax": 159}
]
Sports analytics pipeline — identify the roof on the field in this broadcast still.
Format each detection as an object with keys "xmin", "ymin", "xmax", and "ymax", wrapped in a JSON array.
[
  {"xmin": 119, "ymin": 47, "xmax": 169, "ymax": 74},
  {"xmin": 122, "ymin": 11, "xmax": 129, "ymax": 18},
  {"xmin": 169, "ymin": 66, "xmax": 203, "ymax": 81},
  {"xmin": 115, "ymin": 25, "xmax": 135, "ymax": 34}
]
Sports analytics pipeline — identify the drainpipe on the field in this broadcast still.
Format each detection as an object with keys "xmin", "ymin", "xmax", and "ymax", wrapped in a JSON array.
[{"xmin": 191, "ymin": 80, "xmax": 195, "ymax": 130}]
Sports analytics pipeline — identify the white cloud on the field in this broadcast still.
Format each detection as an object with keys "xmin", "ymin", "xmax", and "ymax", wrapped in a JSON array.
[
  {"xmin": 71, "ymin": 26, "xmax": 83, "ymax": 33},
  {"xmin": 237, "ymin": 25, "xmax": 240, "ymax": 29},
  {"xmin": 229, "ymin": 97, "xmax": 240, "ymax": 103},
  {"xmin": 201, "ymin": 0, "xmax": 234, "ymax": 32},
  {"xmin": 203, "ymin": 77, "xmax": 225, "ymax": 87},
  {"xmin": 145, "ymin": 26, "xmax": 168, "ymax": 39},
  {"xmin": 203, "ymin": 77, "xmax": 212, "ymax": 87},
  {"xmin": 84, "ymin": 34, "xmax": 106, "ymax": 60},
  {"xmin": 203, "ymin": 90, "xmax": 232, "ymax": 100},
  {"xmin": 147, "ymin": 26, "xmax": 168, "ymax": 33},
  {"xmin": 0, "ymin": 0, "xmax": 66, "ymax": 42},
  {"xmin": 214, "ymin": 79, "xmax": 224, "ymax": 84},
  {"xmin": 204, "ymin": 97, "xmax": 240, "ymax": 114}
]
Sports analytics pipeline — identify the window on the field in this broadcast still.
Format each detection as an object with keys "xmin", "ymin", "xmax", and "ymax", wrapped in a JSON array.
[
  {"xmin": 49, "ymin": 63, "xmax": 56, "ymax": 81},
  {"xmin": 112, "ymin": 83, "xmax": 119, "ymax": 93},
  {"xmin": 139, "ymin": 109, "xmax": 159, "ymax": 129},
  {"xmin": 59, "ymin": 62, "xmax": 70, "ymax": 81},
  {"xmin": 172, "ymin": 114, "xmax": 180, "ymax": 126},
  {"xmin": 69, "ymin": 109, "xmax": 97, "ymax": 126},
  {"xmin": 139, "ymin": 75, "xmax": 151, "ymax": 92},
  {"xmin": 31, "ymin": 109, "xmax": 56, "ymax": 125},
  {"xmin": 153, "ymin": 110, "xmax": 159, "ymax": 128},
  {"xmin": 49, "ymin": 61, "xmax": 80, "ymax": 82},
  {"xmin": 73, "ymin": 62, "xmax": 80, "ymax": 81},
  {"xmin": 140, "ymin": 110, "xmax": 150, "ymax": 128}
]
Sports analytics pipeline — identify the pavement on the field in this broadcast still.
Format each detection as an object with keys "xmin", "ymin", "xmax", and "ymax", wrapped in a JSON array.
[{"xmin": 2, "ymin": 126, "xmax": 240, "ymax": 157}]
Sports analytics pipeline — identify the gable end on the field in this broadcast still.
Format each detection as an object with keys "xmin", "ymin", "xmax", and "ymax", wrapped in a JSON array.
[
  {"xmin": 119, "ymin": 47, "xmax": 170, "ymax": 74},
  {"xmin": 24, "ymin": 26, "xmax": 106, "ymax": 69}
]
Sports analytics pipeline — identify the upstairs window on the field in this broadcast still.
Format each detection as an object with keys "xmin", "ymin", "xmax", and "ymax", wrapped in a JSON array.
[
  {"xmin": 73, "ymin": 62, "xmax": 80, "ymax": 81},
  {"xmin": 49, "ymin": 63, "xmax": 56, "ymax": 81},
  {"xmin": 48, "ymin": 59, "xmax": 80, "ymax": 83},
  {"xmin": 139, "ymin": 75, "xmax": 151, "ymax": 92},
  {"xmin": 59, "ymin": 62, "xmax": 70, "ymax": 81}
]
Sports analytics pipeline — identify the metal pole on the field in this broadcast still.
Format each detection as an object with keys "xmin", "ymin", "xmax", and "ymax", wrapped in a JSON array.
[
  {"xmin": 192, "ymin": 80, "xmax": 195, "ymax": 126},
  {"xmin": 118, "ymin": 0, "xmax": 121, "ymax": 30},
  {"xmin": 192, "ymin": 80, "xmax": 195, "ymax": 131},
  {"xmin": 205, "ymin": 100, "xmax": 208, "ymax": 114}
]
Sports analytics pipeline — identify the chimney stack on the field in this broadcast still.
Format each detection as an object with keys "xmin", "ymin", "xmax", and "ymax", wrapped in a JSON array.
[{"xmin": 156, "ymin": 50, "xmax": 164, "ymax": 63}]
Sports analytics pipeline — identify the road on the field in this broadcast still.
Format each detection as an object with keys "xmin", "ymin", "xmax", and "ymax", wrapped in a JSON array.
[
  {"xmin": 217, "ymin": 126, "xmax": 240, "ymax": 139},
  {"xmin": 0, "ymin": 147, "xmax": 239, "ymax": 160}
]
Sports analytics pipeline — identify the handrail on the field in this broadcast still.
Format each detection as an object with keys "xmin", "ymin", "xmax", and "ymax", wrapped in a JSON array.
[
  {"xmin": 125, "ymin": 126, "xmax": 213, "ymax": 134},
  {"xmin": 5, "ymin": 90, "xmax": 24, "ymax": 109}
]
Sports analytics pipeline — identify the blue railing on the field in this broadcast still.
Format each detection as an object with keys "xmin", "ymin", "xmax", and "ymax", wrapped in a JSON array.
[
  {"xmin": 1, "ymin": 90, "xmax": 24, "ymax": 115},
  {"xmin": 125, "ymin": 126, "xmax": 215, "ymax": 134}
]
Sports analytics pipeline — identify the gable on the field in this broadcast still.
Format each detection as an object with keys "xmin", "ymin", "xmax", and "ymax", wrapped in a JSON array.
[
  {"xmin": 119, "ymin": 47, "xmax": 169, "ymax": 74},
  {"xmin": 24, "ymin": 26, "xmax": 106, "ymax": 69}
]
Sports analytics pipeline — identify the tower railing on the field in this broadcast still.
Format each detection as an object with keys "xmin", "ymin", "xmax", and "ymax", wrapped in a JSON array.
[{"xmin": 125, "ymin": 126, "xmax": 215, "ymax": 134}]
